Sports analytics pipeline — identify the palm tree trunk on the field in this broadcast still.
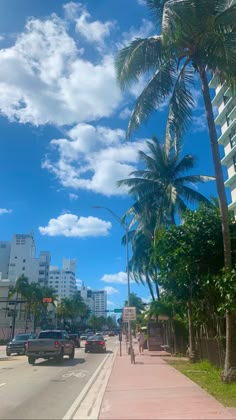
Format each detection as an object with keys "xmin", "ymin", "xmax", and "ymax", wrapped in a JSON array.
[
  {"xmin": 198, "ymin": 66, "xmax": 231, "ymax": 270},
  {"xmin": 187, "ymin": 299, "xmax": 196, "ymax": 363},
  {"xmin": 198, "ymin": 65, "xmax": 236, "ymax": 381}
]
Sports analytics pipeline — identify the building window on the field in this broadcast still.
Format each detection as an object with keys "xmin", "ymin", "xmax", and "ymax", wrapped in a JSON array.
[
  {"xmin": 233, "ymin": 156, "xmax": 236, "ymax": 172},
  {"xmin": 223, "ymin": 95, "xmax": 230, "ymax": 106},
  {"xmin": 230, "ymin": 126, "xmax": 236, "ymax": 148}
]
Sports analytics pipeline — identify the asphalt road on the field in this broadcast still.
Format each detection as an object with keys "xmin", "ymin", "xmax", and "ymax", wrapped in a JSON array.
[{"xmin": 0, "ymin": 337, "xmax": 117, "ymax": 419}]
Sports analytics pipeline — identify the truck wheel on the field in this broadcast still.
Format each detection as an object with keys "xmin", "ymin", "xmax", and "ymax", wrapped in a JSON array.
[
  {"xmin": 28, "ymin": 357, "xmax": 35, "ymax": 365},
  {"xmin": 6, "ymin": 351, "xmax": 10, "ymax": 357},
  {"xmin": 69, "ymin": 348, "xmax": 75, "ymax": 359},
  {"xmin": 57, "ymin": 349, "xmax": 64, "ymax": 362}
]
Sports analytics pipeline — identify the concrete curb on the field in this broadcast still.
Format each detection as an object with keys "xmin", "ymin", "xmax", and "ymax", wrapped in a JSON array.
[{"xmin": 63, "ymin": 346, "xmax": 118, "ymax": 420}]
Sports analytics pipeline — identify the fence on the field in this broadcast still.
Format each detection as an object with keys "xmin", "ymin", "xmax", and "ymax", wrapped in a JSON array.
[{"xmin": 197, "ymin": 337, "xmax": 225, "ymax": 368}]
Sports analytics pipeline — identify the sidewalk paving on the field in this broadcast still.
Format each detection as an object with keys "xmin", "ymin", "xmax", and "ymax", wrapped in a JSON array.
[{"xmin": 99, "ymin": 341, "xmax": 236, "ymax": 420}]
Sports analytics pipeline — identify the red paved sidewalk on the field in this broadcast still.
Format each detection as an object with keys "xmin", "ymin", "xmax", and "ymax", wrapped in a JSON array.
[{"xmin": 99, "ymin": 341, "xmax": 236, "ymax": 420}]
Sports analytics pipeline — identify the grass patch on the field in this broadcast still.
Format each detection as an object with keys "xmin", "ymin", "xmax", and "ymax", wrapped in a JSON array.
[{"xmin": 167, "ymin": 359, "xmax": 236, "ymax": 407}]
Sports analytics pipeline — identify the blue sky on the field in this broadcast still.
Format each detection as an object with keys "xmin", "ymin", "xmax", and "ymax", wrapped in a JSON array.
[{"xmin": 0, "ymin": 0, "xmax": 229, "ymax": 309}]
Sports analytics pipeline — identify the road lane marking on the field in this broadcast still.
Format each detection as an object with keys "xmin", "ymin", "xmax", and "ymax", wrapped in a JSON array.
[
  {"xmin": 0, "ymin": 383, "xmax": 6, "ymax": 387},
  {"xmin": 73, "ymin": 348, "xmax": 117, "ymax": 419},
  {"xmin": 63, "ymin": 354, "xmax": 110, "ymax": 420},
  {"xmin": 62, "ymin": 370, "xmax": 88, "ymax": 379}
]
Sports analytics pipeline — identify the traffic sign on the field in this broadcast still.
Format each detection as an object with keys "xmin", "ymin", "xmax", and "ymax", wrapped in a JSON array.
[
  {"xmin": 43, "ymin": 297, "xmax": 52, "ymax": 303},
  {"xmin": 123, "ymin": 307, "xmax": 136, "ymax": 322},
  {"xmin": 114, "ymin": 308, "xmax": 122, "ymax": 313}
]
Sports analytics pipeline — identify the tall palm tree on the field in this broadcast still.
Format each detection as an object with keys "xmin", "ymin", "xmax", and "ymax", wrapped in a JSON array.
[
  {"xmin": 116, "ymin": 0, "xmax": 236, "ymax": 381},
  {"xmin": 119, "ymin": 136, "xmax": 213, "ymax": 301}
]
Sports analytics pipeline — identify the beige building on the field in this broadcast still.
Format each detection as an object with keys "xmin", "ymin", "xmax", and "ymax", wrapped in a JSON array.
[{"xmin": 0, "ymin": 280, "xmax": 30, "ymax": 341}]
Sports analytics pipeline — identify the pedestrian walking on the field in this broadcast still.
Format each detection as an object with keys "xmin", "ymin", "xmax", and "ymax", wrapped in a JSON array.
[{"xmin": 137, "ymin": 330, "xmax": 145, "ymax": 354}]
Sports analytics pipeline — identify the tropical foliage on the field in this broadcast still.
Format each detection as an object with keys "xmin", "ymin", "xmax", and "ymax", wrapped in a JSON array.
[
  {"xmin": 119, "ymin": 136, "xmax": 213, "ymax": 300},
  {"xmin": 116, "ymin": 0, "xmax": 236, "ymax": 381}
]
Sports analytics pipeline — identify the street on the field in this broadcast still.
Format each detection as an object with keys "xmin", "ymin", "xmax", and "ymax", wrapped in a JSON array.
[{"xmin": 0, "ymin": 337, "xmax": 117, "ymax": 420}]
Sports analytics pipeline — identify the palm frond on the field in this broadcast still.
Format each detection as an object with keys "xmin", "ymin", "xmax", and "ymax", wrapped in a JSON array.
[
  {"xmin": 126, "ymin": 59, "xmax": 176, "ymax": 138},
  {"xmin": 115, "ymin": 36, "xmax": 164, "ymax": 91}
]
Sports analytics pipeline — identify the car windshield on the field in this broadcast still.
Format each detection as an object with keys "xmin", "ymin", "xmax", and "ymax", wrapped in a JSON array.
[
  {"xmin": 88, "ymin": 335, "xmax": 104, "ymax": 341},
  {"xmin": 38, "ymin": 331, "xmax": 62, "ymax": 339},
  {"xmin": 13, "ymin": 335, "xmax": 31, "ymax": 341}
]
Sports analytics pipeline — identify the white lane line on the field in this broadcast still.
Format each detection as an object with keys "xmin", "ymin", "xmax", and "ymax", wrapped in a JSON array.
[
  {"xmin": 0, "ymin": 383, "xmax": 6, "ymax": 387},
  {"xmin": 73, "ymin": 348, "xmax": 117, "ymax": 419},
  {"xmin": 63, "ymin": 354, "xmax": 110, "ymax": 420}
]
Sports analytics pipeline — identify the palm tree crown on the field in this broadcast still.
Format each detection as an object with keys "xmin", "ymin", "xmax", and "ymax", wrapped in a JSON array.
[{"xmin": 118, "ymin": 136, "xmax": 213, "ymax": 226}]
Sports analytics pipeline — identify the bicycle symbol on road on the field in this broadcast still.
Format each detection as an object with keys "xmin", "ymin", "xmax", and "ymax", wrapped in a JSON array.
[{"xmin": 62, "ymin": 370, "xmax": 88, "ymax": 379}]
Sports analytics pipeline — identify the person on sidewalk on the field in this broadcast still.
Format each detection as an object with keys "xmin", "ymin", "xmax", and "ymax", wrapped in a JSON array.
[{"xmin": 137, "ymin": 330, "xmax": 145, "ymax": 354}]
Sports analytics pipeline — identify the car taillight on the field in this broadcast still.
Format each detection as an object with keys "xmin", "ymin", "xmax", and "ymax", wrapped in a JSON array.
[
  {"xmin": 54, "ymin": 340, "xmax": 60, "ymax": 348},
  {"xmin": 85, "ymin": 341, "xmax": 88, "ymax": 345},
  {"xmin": 25, "ymin": 341, "xmax": 29, "ymax": 348},
  {"xmin": 99, "ymin": 341, "xmax": 105, "ymax": 345}
]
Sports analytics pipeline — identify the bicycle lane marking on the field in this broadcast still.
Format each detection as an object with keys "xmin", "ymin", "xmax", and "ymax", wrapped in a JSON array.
[{"xmin": 63, "ymin": 354, "xmax": 110, "ymax": 420}]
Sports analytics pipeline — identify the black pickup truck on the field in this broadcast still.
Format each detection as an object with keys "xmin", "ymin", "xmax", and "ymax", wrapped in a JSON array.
[{"xmin": 26, "ymin": 330, "xmax": 75, "ymax": 365}]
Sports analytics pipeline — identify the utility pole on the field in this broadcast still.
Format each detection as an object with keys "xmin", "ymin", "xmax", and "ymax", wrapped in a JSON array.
[{"xmin": 93, "ymin": 206, "xmax": 134, "ymax": 363}]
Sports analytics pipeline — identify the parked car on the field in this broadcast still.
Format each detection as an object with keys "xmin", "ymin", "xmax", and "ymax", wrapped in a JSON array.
[
  {"xmin": 69, "ymin": 333, "xmax": 81, "ymax": 348},
  {"xmin": 25, "ymin": 330, "xmax": 75, "ymax": 365},
  {"xmin": 84, "ymin": 335, "xmax": 106, "ymax": 353},
  {"xmin": 108, "ymin": 331, "xmax": 115, "ymax": 337},
  {"xmin": 6, "ymin": 333, "xmax": 37, "ymax": 356}
]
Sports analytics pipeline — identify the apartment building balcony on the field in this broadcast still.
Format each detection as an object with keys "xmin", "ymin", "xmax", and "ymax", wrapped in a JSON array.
[
  {"xmin": 212, "ymin": 82, "xmax": 228, "ymax": 107},
  {"xmin": 221, "ymin": 143, "xmax": 236, "ymax": 166},
  {"xmin": 218, "ymin": 118, "xmax": 236, "ymax": 145},
  {"xmin": 228, "ymin": 200, "xmax": 236, "ymax": 212},
  {"xmin": 225, "ymin": 172, "xmax": 236, "ymax": 188},
  {"xmin": 215, "ymin": 96, "xmax": 236, "ymax": 125}
]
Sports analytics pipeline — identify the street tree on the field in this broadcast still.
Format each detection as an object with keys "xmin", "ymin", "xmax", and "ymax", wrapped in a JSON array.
[
  {"xmin": 119, "ymin": 136, "xmax": 213, "ymax": 300},
  {"xmin": 116, "ymin": 0, "xmax": 236, "ymax": 380}
]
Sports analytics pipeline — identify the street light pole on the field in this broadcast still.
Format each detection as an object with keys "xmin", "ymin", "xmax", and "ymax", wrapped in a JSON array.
[{"xmin": 92, "ymin": 206, "xmax": 133, "ymax": 363}]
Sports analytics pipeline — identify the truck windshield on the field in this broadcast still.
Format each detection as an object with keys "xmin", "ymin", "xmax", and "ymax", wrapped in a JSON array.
[{"xmin": 38, "ymin": 331, "xmax": 62, "ymax": 339}]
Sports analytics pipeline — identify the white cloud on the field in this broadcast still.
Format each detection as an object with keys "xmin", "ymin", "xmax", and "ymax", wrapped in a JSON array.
[
  {"xmin": 75, "ymin": 5, "xmax": 115, "ymax": 49},
  {"xmin": 101, "ymin": 271, "xmax": 135, "ymax": 285},
  {"xmin": 192, "ymin": 114, "xmax": 207, "ymax": 133},
  {"xmin": 43, "ymin": 123, "xmax": 149, "ymax": 196},
  {"xmin": 0, "ymin": 208, "xmax": 12, "ymax": 215},
  {"xmin": 39, "ymin": 213, "xmax": 111, "ymax": 237},
  {"xmin": 69, "ymin": 193, "xmax": 78, "ymax": 201},
  {"xmin": 119, "ymin": 107, "xmax": 131, "ymax": 120},
  {"xmin": 76, "ymin": 278, "xmax": 82, "ymax": 288},
  {"xmin": 63, "ymin": 2, "xmax": 81, "ymax": 20},
  {"xmin": 0, "ymin": 10, "xmax": 122, "ymax": 126},
  {"xmin": 104, "ymin": 286, "xmax": 119, "ymax": 295},
  {"xmin": 107, "ymin": 300, "xmax": 116, "ymax": 307}
]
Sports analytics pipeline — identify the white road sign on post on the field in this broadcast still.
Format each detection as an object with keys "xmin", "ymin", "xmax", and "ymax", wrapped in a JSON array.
[{"xmin": 123, "ymin": 307, "xmax": 136, "ymax": 322}]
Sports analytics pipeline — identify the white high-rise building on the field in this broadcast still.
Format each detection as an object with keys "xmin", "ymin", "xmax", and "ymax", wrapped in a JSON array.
[
  {"xmin": 0, "ymin": 233, "xmax": 51, "ymax": 285},
  {"xmin": 48, "ymin": 259, "xmax": 77, "ymax": 299},
  {"xmin": 209, "ymin": 1, "xmax": 236, "ymax": 215},
  {"xmin": 209, "ymin": 74, "xmax": 236, "ymax": 215},
  {"xmin": 93, "ymin": 290, "xmax": 107, "ymax": 317},
  {"xmin": 79, "ymin": 285, "xmax": 93, "ymax": 312},
  {"xmin": 77, "ymin": 286, "xmax": 107, "ymax": 317}
]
